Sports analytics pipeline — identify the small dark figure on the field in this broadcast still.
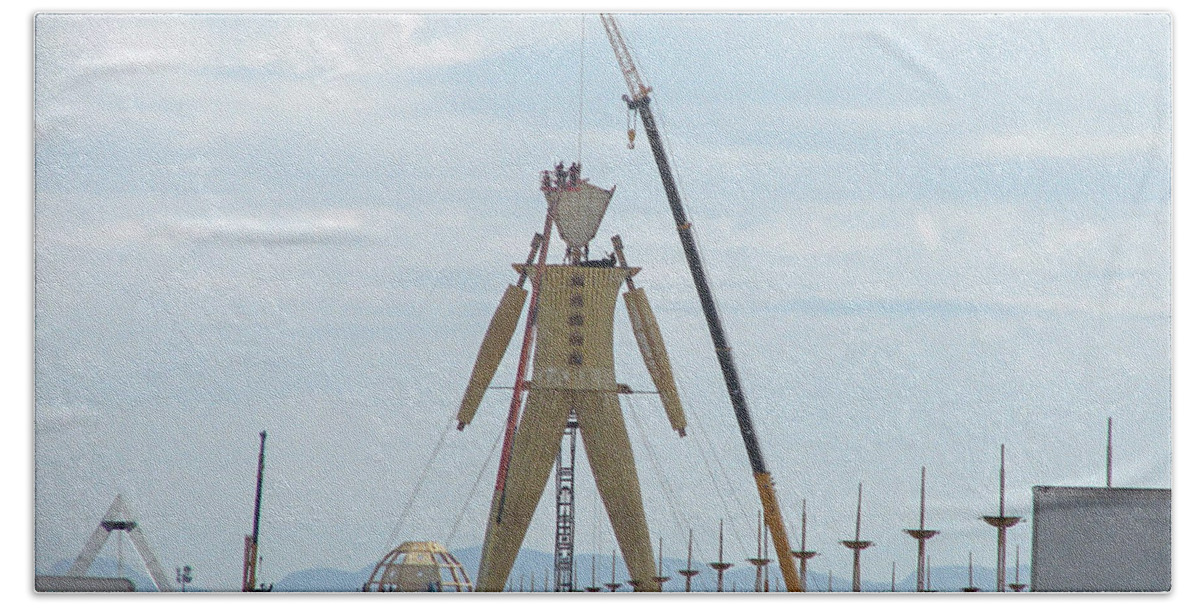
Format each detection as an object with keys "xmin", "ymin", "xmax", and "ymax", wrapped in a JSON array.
[{"xmin": 580, "ymin": 253, "xmax": 617, "ymax": 268}]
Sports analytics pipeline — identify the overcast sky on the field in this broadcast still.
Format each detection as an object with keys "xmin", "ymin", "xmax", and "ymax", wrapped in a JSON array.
[{"xmin": 33, "ymin": 12, "xmax": 1170, "ymax": 590}]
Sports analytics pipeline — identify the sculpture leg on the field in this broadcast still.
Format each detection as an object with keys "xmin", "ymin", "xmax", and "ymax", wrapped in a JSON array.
[
  {"xmin": 575, "ymin": 392, "xmax": 659, "ymax": 591},
  {"xmin": 475, "ymin": 388, "xmax": 571, "ymax": 591}
]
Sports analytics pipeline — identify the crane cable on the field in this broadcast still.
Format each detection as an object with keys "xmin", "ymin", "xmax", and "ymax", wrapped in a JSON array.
[
  {"xmin": 444, "ymin": 424, "xmax": 505, "ymax": 549},
  {"xmin": 622, "ymin": 390, "xmax": 752, "ymax": 563},
  {"xmin": 620, "ymin": 393, "xmax": 688, "ymax": 542},
  {"xmin": 381, "ymin": 416, "xmax": 456, "ymax": 552},
  {"xmin": 688, "ymin": 406, "xmax": 754, "ymax": 559},
  {"xmin": 577, "ymin": 14, "xmax": 586, "ymax": 165}
]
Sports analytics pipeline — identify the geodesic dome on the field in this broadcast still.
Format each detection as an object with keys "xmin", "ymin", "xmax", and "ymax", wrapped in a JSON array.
[{"xmin": 362, "ymin": 541, "xmax": 473, "ymax": 592}]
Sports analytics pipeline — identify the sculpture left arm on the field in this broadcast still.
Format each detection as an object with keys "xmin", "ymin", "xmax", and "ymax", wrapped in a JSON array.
[{"xmin": 456, "ymin": 284, "xmax": 528, "ymax": 430}]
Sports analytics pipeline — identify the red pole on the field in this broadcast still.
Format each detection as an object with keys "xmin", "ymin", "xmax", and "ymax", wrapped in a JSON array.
[{"xmin": 491, "ymin": 187, "xmax": 559, "ymax": 521}]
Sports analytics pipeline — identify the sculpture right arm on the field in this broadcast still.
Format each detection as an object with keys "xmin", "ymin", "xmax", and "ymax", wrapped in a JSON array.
[{"xmin": 456, "ymin": 284, "xmax": 528, "ymax": 429}]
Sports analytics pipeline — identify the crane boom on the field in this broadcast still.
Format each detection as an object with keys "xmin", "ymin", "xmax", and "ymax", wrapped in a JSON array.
[
  {"xmin": 242, "ymin": 431, "xmax": 268, "ymax": 592},
  {"xmin": 600, "ymin": 15, "xmax": 651, "ymax": 102},
  {"xmin": 599, "ymin": 13, "xmax": 803, "ymax": 592}
]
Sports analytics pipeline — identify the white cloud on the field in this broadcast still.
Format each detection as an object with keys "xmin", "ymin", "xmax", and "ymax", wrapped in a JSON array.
[
  {"xmin": 41, "ymin": 14, "xmax": 574, "ymax": 82},
  {"xmin": 961, "ymin": 130, "xmax": 1167, "ymax": 160},
  {"xmin": 36, "ymin": 403, "xmax": 103, "ymax": 431},
  {"xmin": 679, "ymin": 198, "xmax": 1168, "ymax": 318},
  {"xmin": 166, "ymin": 210, "xmax": 368, "ymax": 244},
  {"xmin": 915, "ymin": 212, "xmax": 940, "ymax": 249}
]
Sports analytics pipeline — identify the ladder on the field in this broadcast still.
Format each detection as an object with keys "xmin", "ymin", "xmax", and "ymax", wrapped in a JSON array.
[{"xmin": 553, "ymin": 410, "xmax": 579, "ymax": 591}]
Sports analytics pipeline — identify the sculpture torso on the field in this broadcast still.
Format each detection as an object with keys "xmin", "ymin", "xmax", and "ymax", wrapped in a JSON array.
[{"xmin": 516, "ymin": 264, "xmax": 639, "ymax": 392}]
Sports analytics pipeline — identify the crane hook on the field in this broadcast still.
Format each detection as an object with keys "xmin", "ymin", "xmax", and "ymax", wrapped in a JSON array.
[{"xmin": 626, "ymin": 107, "xmax": 638, "ymax": 149}]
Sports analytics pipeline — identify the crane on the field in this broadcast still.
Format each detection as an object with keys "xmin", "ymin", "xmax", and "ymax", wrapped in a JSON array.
[
  {"xmin": 600, "ymin": 13, "xmax": 804, "ymax": 592},
  {"xmin": 242, "ymin": 431, "xmax": 270, "ymax": 592}
]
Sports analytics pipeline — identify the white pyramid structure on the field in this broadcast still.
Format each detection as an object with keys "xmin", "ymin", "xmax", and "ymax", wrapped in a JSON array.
[{"xmin": 66, "ymin": 495, "xmax": 175, "ymax": 591}]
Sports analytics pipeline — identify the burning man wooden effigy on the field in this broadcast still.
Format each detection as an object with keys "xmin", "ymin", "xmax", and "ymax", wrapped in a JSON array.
[{"xmin": 455, "ymin": 163, "xmax": 685, "ymax": 592}]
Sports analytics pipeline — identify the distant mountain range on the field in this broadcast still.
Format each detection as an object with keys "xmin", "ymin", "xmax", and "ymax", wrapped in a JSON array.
[
  {"xmin": 271, "ymin": 545, "xmax": 1031, "ymax": 593},
  {"xmin": 43, "ymin": 548, "xmax": 1029, "ymax": 593}
]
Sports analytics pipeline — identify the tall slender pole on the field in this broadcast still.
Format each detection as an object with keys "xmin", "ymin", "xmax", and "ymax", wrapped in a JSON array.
[
  {"xmin": 853, "ymin": 485, "xmax": 862, "ymax": 592},
  {"xmin": 925, "ymin": 553, "xmax": 931, "ymax": 591},
  {"xmin": 982, "ymin": 445, "xmax": 1022, "ymax": 592},
  {"xmin": 491, "ymin": 194, "xmax": 558, "ymax": 522},
  {"xmin": 962, "ymin": 551, "xmax": 980, "ymax": 592},
  {"xmin": 919, "ymin": 467, "xmax": 926, "ymax": 590},
  {"xmin": 791, "ymin": 499, "xmax": 818, "ymax": 592},
  {"xmin": 604, "ymin": 550, "xmax": 621, "ymax": 592},
  {"xmin": 1106, "ymin": 417, "xmax": 1114, "ymax": 488},
  {"xmin": 678, "ymin": 529, "xmax": 699, "ymax": 591},
  {"xmin": 856, "ymin": 485, "xmax": 862, "ymax": 538},
  {"xmin": 920, "ymin": 468, "xmax": 926, "ymax": 529},
  {"xmin": 757, "ymin": 514, "xmax": 764, "ymax": 591},
  {"xmin": 801, "ymin": 499, "xmax": 807, "ymax": 553},
  {"xmin": 587, "ymin": 554, "xmax": 599, "ymax": 592},
  {"xmin": 652, "ymin": 536, "xmax": 671, "ymax": 588},
  {"xmin": 904, "ymin": 466, "xmax": 938, "ymax": 591},
  {"xmin": 840, "ymin": 483, "xmax": 873, "ymax": 592},
  {"xmin": 709, "ymin": 519, "xmax": 732, "ymax": 592},
  {"xmin": 748, "ymin": 511, "xmax": 771, "ymax": 592},
  {"xmin": 998, "ymin": 446, "xmax": 1007, "ymax": 591},
  {"xmin": 659, "ymin": 537, "xmax": 664, "ymax": 578},
  {"xmin": 1001, "ymin": 445, "xmax": 1006, "ymax": 514},
  {"xmin": 1008, "ymin": 545, "xmax": 1027, "ymax": 592}
]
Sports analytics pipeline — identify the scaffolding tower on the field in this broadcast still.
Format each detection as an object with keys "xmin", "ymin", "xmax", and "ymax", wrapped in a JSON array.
[{"xmin": 553, "ymin": 410, "xmax": 579, "ymax": 591}]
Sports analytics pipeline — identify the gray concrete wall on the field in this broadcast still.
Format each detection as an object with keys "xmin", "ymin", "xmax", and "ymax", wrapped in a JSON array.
[{"xmin": 1030, "ymin": 486, "xmax": 1170, "ymax": 592}]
